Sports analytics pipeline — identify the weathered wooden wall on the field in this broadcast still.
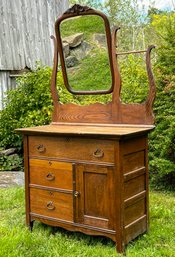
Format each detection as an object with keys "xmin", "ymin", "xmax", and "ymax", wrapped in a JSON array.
[
  {"xmin": 0, "ymin": 72, "xmax": 16, "ymax": 109},
  {"xmin": 0, "ymin": 0, "xmax": 69, "ymax": 70},
  {"xmin": 0, "ymin": 0, "xmax": 69, "ymax": 109}
]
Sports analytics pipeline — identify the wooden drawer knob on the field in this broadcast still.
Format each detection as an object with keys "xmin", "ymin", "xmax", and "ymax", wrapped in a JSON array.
[
  {"xmin": 93, "ymin": 148, "xmax": 104, "ymax": 158},
  {"xmin": 37, "ymin": 144, "xmax": 46, "ymax": 153},
  {"xmin": 46, "ymin": 201, "xmax": 55, "ymax": 210},
  {"xmin": 46, "ymin": 172, "xmax": 55, "ymax": 181}
]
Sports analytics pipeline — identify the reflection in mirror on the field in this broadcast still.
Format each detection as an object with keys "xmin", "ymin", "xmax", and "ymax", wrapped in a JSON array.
[{"xmin": 60, "ymin": 15, "xmax": 112, "ymax": 93}]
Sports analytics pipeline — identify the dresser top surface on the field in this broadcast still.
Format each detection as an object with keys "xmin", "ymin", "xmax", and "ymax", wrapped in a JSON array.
[{"xmin": 16, "ymin": 123, "xmax": 154, "ymax": 138}]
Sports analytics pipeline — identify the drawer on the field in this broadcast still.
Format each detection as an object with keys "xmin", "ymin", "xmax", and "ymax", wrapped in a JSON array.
[
  {"xmin": 30, "ymin": 188, "xmax": 73, "ymax": 222},
  {"xmin": 29, "ymin": 159, "xmax": 72, "ymax": 190},
  {"xmin": 28, "ymin": 136, "xmax": 114, "ymax": 163}
]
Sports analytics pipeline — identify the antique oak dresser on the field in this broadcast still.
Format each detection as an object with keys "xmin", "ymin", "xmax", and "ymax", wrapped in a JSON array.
[{"xmin": 16, "ymin": 4, "xmax": 156, "ymax": 254}]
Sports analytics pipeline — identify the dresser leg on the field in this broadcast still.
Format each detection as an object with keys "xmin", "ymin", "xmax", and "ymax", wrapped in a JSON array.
[
  {"xmin": 28, "ymin": 221, "xmax": 34, "ymax": 231},
  {"xmin": 116, "ymin": 240, "xmax": 125, "ymax": 254}
]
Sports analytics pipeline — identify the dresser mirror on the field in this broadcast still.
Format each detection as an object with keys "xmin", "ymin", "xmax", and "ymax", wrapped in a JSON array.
[{"xmin": 55, "ymin": 6, "xmax": 114, "ymax": 95}]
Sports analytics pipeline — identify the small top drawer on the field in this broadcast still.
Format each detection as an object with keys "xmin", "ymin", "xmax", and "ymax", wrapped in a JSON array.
[
  {"xmin": 28, "ymin": 136, "xmax": 114, "ymax": 163},
  {"xmin": 29, "ymin": 159, "xmax": 73, "ymax": 190}
]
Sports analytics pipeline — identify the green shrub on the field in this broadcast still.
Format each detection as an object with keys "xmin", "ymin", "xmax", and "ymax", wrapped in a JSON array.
[
  {"xmin": 148, "ymin": 72, "xmax": 175, "ymax": 189},
  {"xmin": 148, "ymin": 13, "xmax": 175, "ymax": 189},
  {"xmin": 119, "ymin": 54, "xmax": 149, "ymax": 103},
  {"xmin": 0, "ymin": 154, "xmax": 23, "ymax": 171},
  {"xmin": 0, "ymin": 66, "xmax": 80, "ymax": 151},
  {"xmin": 0, "ymin": 66, "xmax": 52, "ymax": 150}
]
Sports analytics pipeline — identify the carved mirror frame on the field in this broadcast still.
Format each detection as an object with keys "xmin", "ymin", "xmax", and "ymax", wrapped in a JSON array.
[
  {"xmin": 50, "ymin": 5, "xmax": 156, "ymax": 125},
  {"xmin": 55, "ymin": 4, "xmax": 115, "ymax": 95}
]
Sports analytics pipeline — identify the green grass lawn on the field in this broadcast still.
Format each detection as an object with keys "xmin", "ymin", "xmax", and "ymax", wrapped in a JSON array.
[
  {"xmin": 67, "ymin": 49, "xmax": 112, "ymax": 91},
  {"xmin": 60, "ymin": 14, "xmax": 113, "ymax": 93},
  {"xmin": 0, "ymin": 188, "xmax": 174, "ymax": 257},
  {"xmin": 60, "ymin": 15, "xmax": 105, "ymax": 40}
]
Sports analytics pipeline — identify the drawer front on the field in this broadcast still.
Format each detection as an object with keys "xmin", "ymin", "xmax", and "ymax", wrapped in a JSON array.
[
  {"xmin": 30, "ymin": 188, "xmax": 73, "ymax": 221},
  {"xmin": 29, "ymin": 159, "xmax": 73, "ymax": 190},
  {"xmin": 28, "ymin": 136, "xmax": 114, "ymax": 163}
]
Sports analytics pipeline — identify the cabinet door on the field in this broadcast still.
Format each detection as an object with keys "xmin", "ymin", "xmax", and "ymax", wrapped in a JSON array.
[{"xmin": 74, "ymin": 164, "xmax": 114, "ymax": 230}]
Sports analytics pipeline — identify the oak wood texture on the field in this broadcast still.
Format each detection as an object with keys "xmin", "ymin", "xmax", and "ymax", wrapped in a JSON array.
[
  {"xmin": 30, "ymin": 187, "xmax": 73, "ymax": 222},
  {"xmin": 75, "ymin": 164, "xmax": 115, "ymax": 230},
  {"xmin": 16, "ymin": 4, "xmax": 156, "ymax": 254},
  {"xmin": 16, "ymin": 124, "xmax": 154, "ymax": 137},
  {"xmin": 17, "ymin": 126, "xmax": 152, "ymax": 254},
  {"xmin": 50, "ymin": 5, "xmax": 156, "ymax": 125},
  {"xmin": 31, "ymin": 215, "xmax": 116, "ymax": 242},
  {"xmin": 29, "ymin": 159, "xmax": 73, "ymax": 190},
  {"xmin": 121, "ymin": 136, "xmax": 149, "ymax": 247},
  {"xmin": 28, "ymin": 135, "xmax": 114, "ymax": 163}
]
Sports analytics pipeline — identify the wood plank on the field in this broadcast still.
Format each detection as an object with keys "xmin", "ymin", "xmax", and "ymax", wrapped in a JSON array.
[
  {"xmin": 53, "ymin": 102, "xmax": 112, "ymax": 124},
  {"xmin": 124, "ymin": 215, "xmax": 147, "ymax": 244},
  {"xmin": 124, "ymin": 191, "xmax": 146, "ymax": 208},
  {"xmin": 124, "ymin": 175, "xmax": 146, "ymax": 199},
  {"xmin": 124, "ymin": 198, "xmax": 146, "ymax": 226},
  {"xmin": 122, "ymin": 137, "xmax": 146, "ymax": 155},
  {"xmin": 23, "ymin": 135, "xmax": 30, "ymax": 227},
  {"xmin": 29, "ymin": 184, "xmax": 72, "ymax": 194},
  {"xmin": 0, "ymin": 0, "xmax": 68, "ymax": 70},
  {"xmin": 83, "ymin": 215, "xmax": 108, "ymax": 229},
  {"xmin": 124, "ymin": 167, "xmax": 146, "ymax": 181},
  {"xmin": 16, "ymin": 124, "xmax": 154, "ymax": 137}
]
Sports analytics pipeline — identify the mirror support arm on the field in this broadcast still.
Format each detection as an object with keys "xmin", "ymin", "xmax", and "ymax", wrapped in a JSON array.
[
  {"xmin": 111, "ymin": 26, "xmax": 121, "ymax": 107},
  {"xmin": 145, "ymin": 45, "xmax": 156, "ymax": 122},
  {"xmin": 50, "ymin": 35, "xmax": 59, "ymax": 105}
]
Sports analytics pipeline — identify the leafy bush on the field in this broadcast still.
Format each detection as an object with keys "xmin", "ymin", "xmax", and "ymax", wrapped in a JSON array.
[
  {"xmin": 0, "ymin": 66, "xmax": 80, "ymax": 151},
  {"xmin": 148, "ymin": 13, "xmax": 175, "ymax": 189},
  {"xmin": 149, "ymin": 73, "xmax": 175, "ymax": 189},
  {"xmin": 0, "ymin": 154, "xmax": 23, "ymax": 171},
  {"xmin": 0, "ymin": 67, "xmax": 52, "ymax": 150},
  {"xmin": 119, "ymin": 54, "xmax": 149, "ymax": 103}
]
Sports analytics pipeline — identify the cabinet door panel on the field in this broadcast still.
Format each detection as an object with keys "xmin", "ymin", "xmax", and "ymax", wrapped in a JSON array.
[
  {"xmin": 75, "ymin": 164, "xmax": 114, "ymax": 230},
  {"xmin": 84, "ymin": 172, "xmax": 108, "ymax": 218}
]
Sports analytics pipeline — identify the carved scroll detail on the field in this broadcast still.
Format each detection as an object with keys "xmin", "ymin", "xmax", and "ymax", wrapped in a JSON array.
[{"xmin": 64, "ymin": 4, "xmax": 93, "ymax": 15}]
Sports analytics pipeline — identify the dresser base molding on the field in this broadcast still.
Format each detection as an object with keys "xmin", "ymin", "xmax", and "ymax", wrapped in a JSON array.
[{"xmin": 30, "ymin": 213, "xmax": 117, "ymax": 241}]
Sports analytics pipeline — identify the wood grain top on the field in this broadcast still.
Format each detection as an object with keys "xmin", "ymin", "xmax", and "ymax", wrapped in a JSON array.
[{"xmin": 16, "ymin": 123, "xmax": 154, "ymax": 138}]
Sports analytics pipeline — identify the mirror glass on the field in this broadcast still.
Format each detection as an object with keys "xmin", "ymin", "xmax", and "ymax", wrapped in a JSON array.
[{"xmin": 60, "ymin": 15, "xmax": 112, "ymax": 93}]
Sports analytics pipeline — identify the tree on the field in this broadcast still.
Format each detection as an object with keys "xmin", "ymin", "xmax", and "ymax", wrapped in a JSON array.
[
  {"xmin": 69, "ymin": 0, "xmax": 102, "ymax": 9},
  {"xmin": 148, "ymin": 12, "xmax": 175, "ymax": 189}
]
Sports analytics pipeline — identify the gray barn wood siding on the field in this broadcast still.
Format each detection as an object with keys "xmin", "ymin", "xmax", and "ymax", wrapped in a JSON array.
[
  {"xmin": 0, "ymin": 0, "xmax": 69, "ymax": 109},
  {"xmin": 0, "ymin": 71, "xmax": 16, "ymax": 109}
]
